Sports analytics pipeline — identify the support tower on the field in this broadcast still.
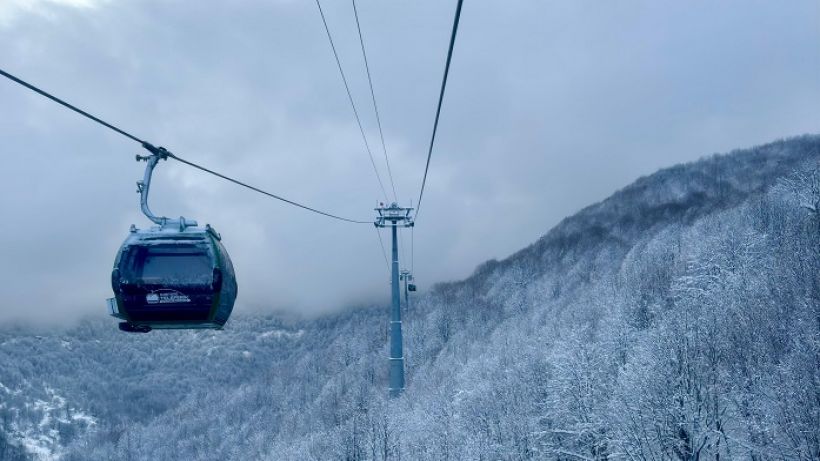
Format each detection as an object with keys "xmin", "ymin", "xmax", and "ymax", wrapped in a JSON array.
[{"xmin": 375, "ymin": 202, "xmax": 414, "ymax": 397}]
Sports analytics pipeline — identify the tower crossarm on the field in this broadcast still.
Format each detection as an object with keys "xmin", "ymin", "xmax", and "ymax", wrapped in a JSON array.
[{"xmin": 374, "ymin": 202, "xmax": 414, "ymax": 228}]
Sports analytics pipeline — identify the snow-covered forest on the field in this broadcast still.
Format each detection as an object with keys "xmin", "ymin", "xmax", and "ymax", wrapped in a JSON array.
[{"xmin": 1, "ymin": 135, "xmax": 818, "ymax": 460}]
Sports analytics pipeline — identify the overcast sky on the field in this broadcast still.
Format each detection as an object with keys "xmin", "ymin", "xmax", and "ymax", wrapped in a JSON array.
[{"xmin": 0, "ymin": 0, "xmax": 818, "ymax": 325}]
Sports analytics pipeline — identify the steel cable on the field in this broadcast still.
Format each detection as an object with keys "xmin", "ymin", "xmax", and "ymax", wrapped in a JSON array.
[
  {"xmin": 415, "ymin": 0, "xmax": 464, "ymax": 219},
  {"xmin": 315, "ymin": 0, "xmax": 390, "ymax": 202},
  {"xmin": 0, "ymin": 67, "xmax": 370, "ymax": 224},
  {"xmin": 352, "ymin": 0, "xmax": 398, "ymax": 202}
]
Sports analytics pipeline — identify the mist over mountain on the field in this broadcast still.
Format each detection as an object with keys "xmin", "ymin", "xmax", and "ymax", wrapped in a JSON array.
[{"xmin": 1, "ymin": 135, "xmax": 818, "ymax": 460}]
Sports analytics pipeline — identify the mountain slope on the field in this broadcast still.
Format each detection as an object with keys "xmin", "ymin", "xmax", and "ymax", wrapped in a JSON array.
[{"xmin": 1, "ymin": 135, "xmax": 818, "ymax": 461}]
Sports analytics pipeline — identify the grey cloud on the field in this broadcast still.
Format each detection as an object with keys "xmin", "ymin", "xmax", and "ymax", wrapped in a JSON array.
[{"xmin": 0, "ymin": 0, "xmax": 818, "ymax": 324}]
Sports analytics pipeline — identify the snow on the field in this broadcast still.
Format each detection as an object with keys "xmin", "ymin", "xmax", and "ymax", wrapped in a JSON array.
[
  {"xmin": 0, "ymin": 380, "xmax": 18, "ymax": 394},
  {"xmin": 17, "ymin": 433, "xmax": 59, "ymax": 461},
  {"xmin": 71, "ymin": 411, "xmax": 97, "ymax": 426},
  {"xmin": 256, "ymin": 329, "xmax": 304, "ymax": 340},
  {"xmin": 3, "ymin": 385, "xmax": 97, "ymax": 461}
]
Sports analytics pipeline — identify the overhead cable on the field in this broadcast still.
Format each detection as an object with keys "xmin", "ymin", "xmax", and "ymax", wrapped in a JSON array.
[
  {"xmin": 411, "ymin": 225, "xmax": 414, "ymax": 274},
  {"xmin": 415, "ymin": 0, "xmax": 464, "ymax": 219},
  {"xmin": 0, "ymin": 68, "xmax": 144, "ymax": 144},
  {"xmin": 315, "ymin": 0, "xmax": 390, "ymax": 202},
  {"xmin": 168, "ymin": 153, "xmax": 371, "ymax": 224},
  {"xmin": 352, "ymin": 0, "xmax": 398, "ymax": 202},
  {"xmin": 0, "ymin": 67, "xmax": 369, "ymax": 224},
  {"xmin": 374, "ymin": 227, "xmax": 390, "ymax": 274}
]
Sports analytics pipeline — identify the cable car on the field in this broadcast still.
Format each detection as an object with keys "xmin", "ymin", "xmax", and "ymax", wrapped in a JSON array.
[
  {"xmin": 108, "ymin": 224, "xmax": 237, "ymax": 332},
  {"xmin": 408, "ymin": 283, "xmax": 417, "ymax": 292},
  {"xmin": 106, "ymin": 148, "xmax": 237, "ymax": 332}
]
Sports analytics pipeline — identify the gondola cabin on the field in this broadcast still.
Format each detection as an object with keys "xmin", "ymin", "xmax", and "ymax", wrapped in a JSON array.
[
  {"xmin": 107, "ymin": 224, "xmax": 237, "ymax": 333},
  {"xmin": 106, "ymin": 148, "xmax": 238, "ymax": 332}
]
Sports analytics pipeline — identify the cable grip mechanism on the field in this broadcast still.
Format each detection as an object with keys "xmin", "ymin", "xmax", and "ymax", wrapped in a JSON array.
[{"xmin": 135, "ymin": 143, "xmax": 197, "ymax": 231}]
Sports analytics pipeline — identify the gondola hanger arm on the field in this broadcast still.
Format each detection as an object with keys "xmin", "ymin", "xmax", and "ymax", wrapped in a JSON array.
[{"xmin": 136, "ymin": 147, "xmax": 197, "ymax": 231}]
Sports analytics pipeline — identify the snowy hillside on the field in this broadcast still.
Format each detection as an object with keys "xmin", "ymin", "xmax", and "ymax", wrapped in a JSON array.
[{"xmin": 1, "ymin": 135, "xmax": 818, "ymax": 460}]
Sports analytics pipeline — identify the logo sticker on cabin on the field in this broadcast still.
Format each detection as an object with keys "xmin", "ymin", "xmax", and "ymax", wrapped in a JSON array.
[{"xmin": 146, "ymin": 290, "xmax": 191, "ymax": 304}]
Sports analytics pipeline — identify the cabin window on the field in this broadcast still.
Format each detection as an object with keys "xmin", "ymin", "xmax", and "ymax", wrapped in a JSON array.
[{"xmin": 123, "ymin": 244, "xmax": 212, "ymax": 285}]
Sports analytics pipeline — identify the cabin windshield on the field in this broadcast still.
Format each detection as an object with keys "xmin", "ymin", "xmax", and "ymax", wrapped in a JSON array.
[{"xmin": 123, "ymin": 244, "xmax": 213, "ymax": 285}]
